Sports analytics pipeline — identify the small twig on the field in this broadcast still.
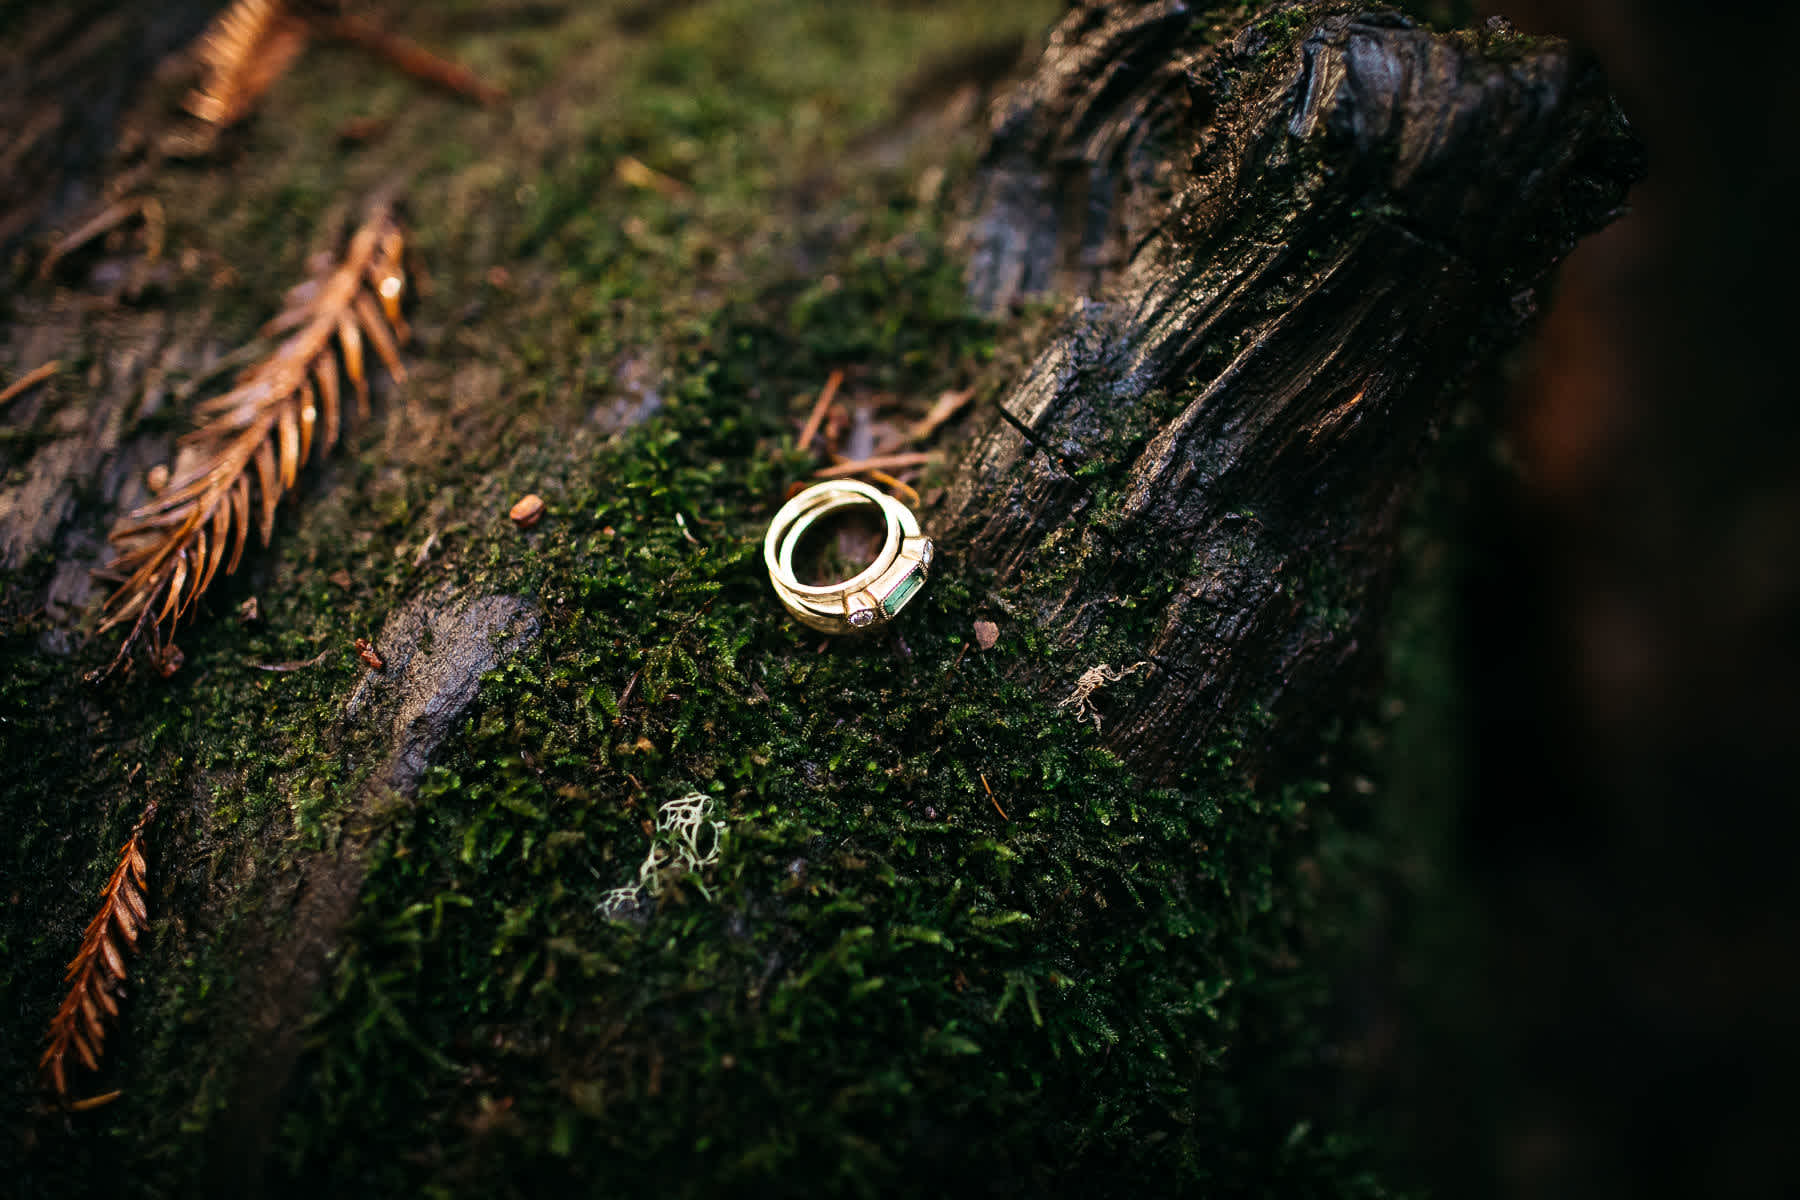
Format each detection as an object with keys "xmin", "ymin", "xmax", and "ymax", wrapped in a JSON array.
[
  {"xmin": 251, "ymin": 647, "xmax": 331, "ymax": 672},
  {"xmin": 813, "ymin": 451, "xmax": 938, "ymax": 480},
  {"xmin": 37, "ymin": 198, "xmax": 158, "ymax": 280},
  {"xmin": 863, "ymin": 468, "xmax": 920, "ymax": 508},
  {"xmin": 796, "ymin": 369, "xmax": 844, "ymax": 453},
  {"xmin": 981, "ymin": 772, "xmax": 1008, "ymax": 820},
  {"xmin": 875, "ymin": 387, "xmax": 975, "ymax": 455},
  {"xmin": 0, "ymin": 360, "xmax": 59, "ymax": 407},
  {"xmin": 319, "ymin": 14, "xmax": 506, "ymax": 106}
]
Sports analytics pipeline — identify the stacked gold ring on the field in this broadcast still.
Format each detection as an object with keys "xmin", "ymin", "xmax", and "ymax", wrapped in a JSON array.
[{"xmin": 764, "ymin": 480, "xmax": 933, "ymax": 634}]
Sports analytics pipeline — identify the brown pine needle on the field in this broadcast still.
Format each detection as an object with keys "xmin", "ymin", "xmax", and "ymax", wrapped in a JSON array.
[
  {"xmin": 36, "ymin": 195, "xmax": 164, "ymax": 280},
  {"xmin": 981, "ymin": 772, "xmax": 1007, "ymax": 820},
  {"xmin": 874, "ymin": 387, "xmax": 975, "ymax": 455},
  {"xmin": 797, "ymin": 369, "xmax": 844, "ymax": 454},
  {"xmin": 862, "ymin": 468, "xmax": 920, "ymax": 509},
  {"xmin": 91, "ymin": 198, "xmax": 409, "ymax": 681},
  {"xmin": 65, "ymin": 1089, "xmax": 124, "ymax": 1112},
  {"xmin": 251, "ymin": 647, "xmax": 332, "ymax": 672},
  {"xmin": 40, "ymin": 801, "xmax": 157, "ymax": 1105},
  {"xmin": 320, "ymin": 13, "xmax": 507, "ymax": 107},
  {"xmin": 813, "ymin": 451, "xmax": 938, "ymax": 480},
  {"xmin": 0, "ymin": 360, "xmax": 59, "ymax": 406}
]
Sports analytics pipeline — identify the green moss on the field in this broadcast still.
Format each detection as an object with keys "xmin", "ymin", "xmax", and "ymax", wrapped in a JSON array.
[{"xmin": 3, "ymin": 1, "xmax": 1409, "ymax": 1195}]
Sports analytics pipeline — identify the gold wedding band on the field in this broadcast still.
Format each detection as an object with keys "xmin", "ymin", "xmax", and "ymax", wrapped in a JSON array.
[{"xmin": 764, "ymin": 480, "xmax": 932, "ymax": 634}]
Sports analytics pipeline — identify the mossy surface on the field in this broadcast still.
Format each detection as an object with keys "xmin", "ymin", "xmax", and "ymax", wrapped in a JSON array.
[{"xmin": 2, "ymin": 2, "xmax": 1420, "ymax": 1195}]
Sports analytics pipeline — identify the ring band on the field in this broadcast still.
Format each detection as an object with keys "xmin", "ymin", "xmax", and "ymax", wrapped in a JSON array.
[{"xmin": 764, "ymin": 480, "xmax": 933, "ymax": 634}]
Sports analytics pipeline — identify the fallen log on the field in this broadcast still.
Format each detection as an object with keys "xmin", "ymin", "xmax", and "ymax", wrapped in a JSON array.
[{"xmin": 1, "ymin": 3, "xmax": 1642, "ymax": 1193}]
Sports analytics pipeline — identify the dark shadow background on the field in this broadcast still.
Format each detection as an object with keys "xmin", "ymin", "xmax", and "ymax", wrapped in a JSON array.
[{"xmin": 1407, "ymin": 1, "xmax": 1800, "ymax": 1196}]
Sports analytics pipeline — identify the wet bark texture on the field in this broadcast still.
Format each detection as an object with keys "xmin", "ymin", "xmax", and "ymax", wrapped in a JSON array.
[{"xmin": 945, "ymin": 0, "xmax": 1641, "ymax": 783}]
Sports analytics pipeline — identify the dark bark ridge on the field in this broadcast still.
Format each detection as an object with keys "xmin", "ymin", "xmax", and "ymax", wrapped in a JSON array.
[{"xmin": 946, "ymin": 1, "xmax": 1643, "ymax": 784}]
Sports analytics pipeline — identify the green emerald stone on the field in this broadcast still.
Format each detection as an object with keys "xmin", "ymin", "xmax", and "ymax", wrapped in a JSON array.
[{"xmin": 882, "ymin": 567, "xmax": 924, "ymax": 617}]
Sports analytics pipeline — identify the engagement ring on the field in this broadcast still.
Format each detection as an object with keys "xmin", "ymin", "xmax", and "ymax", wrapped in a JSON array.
[{"xmin": 764, "ymin": 479, "xmax": 932, "ymax": 634}]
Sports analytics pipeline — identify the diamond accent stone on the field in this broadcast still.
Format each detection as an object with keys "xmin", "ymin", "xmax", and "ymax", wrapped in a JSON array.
[{"xmin": 847, "ymin": 607, "xmax": 877, "ymax": 628}]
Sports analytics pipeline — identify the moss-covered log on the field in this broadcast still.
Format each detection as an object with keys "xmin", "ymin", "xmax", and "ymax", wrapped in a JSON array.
[{"xmin": 1, "ymin": 2, "xmax": 1637, "ymax": 1196}]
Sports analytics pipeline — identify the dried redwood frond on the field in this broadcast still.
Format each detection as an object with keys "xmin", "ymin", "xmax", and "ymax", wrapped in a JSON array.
[
  {"xmin": 93, "ymin": 199, "xmax": 408, "ymax": 679},
  {"xmin": 40, "ymin": 802, "xmax": 157, "ymax": 1104},
  {"xmin": 182, "ymin": 0, "xmax": 503, "ymax": 138},
  {"xmin": 183, "ymin": 0, "xmax": 312, "ymax": 130}
]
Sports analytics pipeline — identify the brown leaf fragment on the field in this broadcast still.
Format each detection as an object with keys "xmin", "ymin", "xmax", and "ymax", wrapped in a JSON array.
[
  {"xmin": 159, "ymin": 553, "xmax": 189, "ymax": 623},
  {"xmin": 42, "ymin": 1050, "xmax": 67, "ymax": 1099},
  {"xmin": 227, "ymin": 476, "xmax": 251, "ymax": 573},
  {"xmin": 79, "ymin": 994, "xmax": 103, "ymax": 1038},
  {"xmin": 202, "ymin": 504, "xmax": 231, "ymax": 596},
  {"xmin": 72, "ymin": 1030, "xmax": 99, "ymax": 1072},
  {"xmin": 355, "ymin": 637, "xmax": 385, "ymax": 670},
  {"xmin": 314, "ymin": 357, "xmax": 342, "ymax": 451},
  {"xmin": 277, "ymin": 401, "xmax": 301, "ymax": 488},
  {"xmin": 297, "ymin": 379, "xmax": 317, "ymax": 464},
  {"xmin": 111, "ymin": 904, "xmax": 140, "ymax": 945},
  {"xmin": 973, "ymin": 619, "xmax": 999, "ymax": 651},
  {"xmin": 97, "ymin": 936, "xmax": 126, "ymax": 981},
  {"xmin": 252, "ymin": 438, "xmax": 280, "ymax": 545},
  {"xmin": 67, "ymin": 1090, "xmax": 123, "ymax": 1112},
  {"xmin": 353, "ymin": 292, "xmax": 407, "ymax": 383},
  {"xmin": 337, "ymin": 312, "xmax": 370, "ymax": 419}
]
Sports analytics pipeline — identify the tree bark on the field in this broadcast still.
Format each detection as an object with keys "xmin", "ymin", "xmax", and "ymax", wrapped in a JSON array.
[{"xmin": 946, "ymin": 0, "xmax": 1641, "ymax": 784}]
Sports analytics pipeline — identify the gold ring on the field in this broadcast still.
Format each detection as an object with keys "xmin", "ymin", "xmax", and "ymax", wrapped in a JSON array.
[{"xmin": 764, "ymin": 480, "xmax": 932, "ymax": 634}]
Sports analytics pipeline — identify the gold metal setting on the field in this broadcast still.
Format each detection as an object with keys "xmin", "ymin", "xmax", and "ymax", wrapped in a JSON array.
[{"xmin": 764, "ymin": 480, "xmax": 933, "ymax": 635}]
